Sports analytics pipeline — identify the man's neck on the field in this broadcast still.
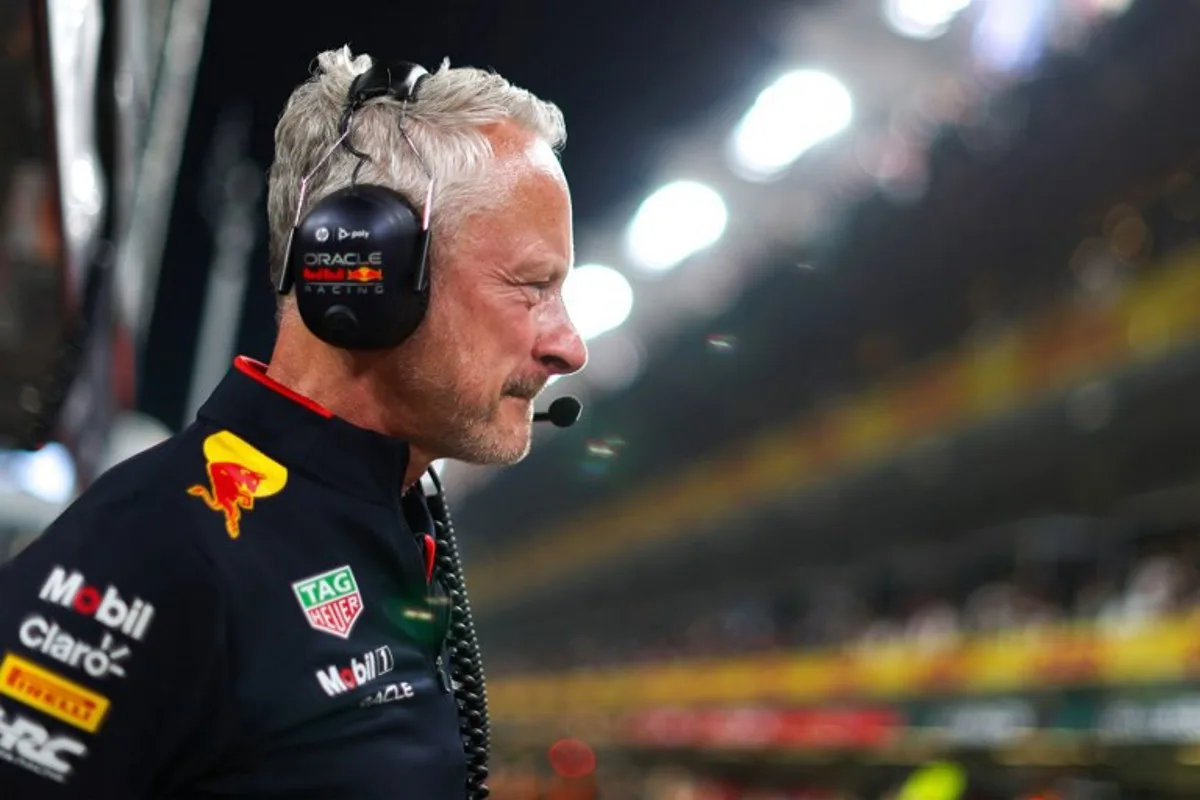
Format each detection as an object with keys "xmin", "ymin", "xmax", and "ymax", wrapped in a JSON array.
[{"xmin": 265, "ymin": 333, "xmax": 434, "ymax": 491}]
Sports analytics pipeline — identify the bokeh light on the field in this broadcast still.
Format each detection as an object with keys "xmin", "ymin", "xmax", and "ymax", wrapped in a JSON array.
[
  {"xmin": 626, "ymin": 181, "xmax": 728, "ymax": 272},
  {"xmin": 730, "ymin": 69, "xmax": 853, "ymax": 181},
  {"xmin": 562, "ymin": 263, "xmax": 635, "ymax": 340}
]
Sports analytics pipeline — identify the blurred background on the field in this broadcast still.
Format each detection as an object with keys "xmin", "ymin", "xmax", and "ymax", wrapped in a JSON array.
[{"xmin": 8, "ymin": 0, "xmax": 1200, "ymax": 797}]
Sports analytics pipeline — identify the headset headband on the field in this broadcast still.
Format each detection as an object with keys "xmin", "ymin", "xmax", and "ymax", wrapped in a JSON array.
[{"xmin": 348, "ymin": 62, "xmax": 430, "ymax": 110}]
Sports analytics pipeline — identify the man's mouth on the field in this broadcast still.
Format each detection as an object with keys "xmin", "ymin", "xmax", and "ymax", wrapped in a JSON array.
[{"xmin": 503, "ymin": 381, "xmax": 546, "ymax": 402}]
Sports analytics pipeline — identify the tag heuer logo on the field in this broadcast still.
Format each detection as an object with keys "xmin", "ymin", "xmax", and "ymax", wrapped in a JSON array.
[{"xmin": 291, "ymin": 566, "xmax": 364, "ymax": 638}]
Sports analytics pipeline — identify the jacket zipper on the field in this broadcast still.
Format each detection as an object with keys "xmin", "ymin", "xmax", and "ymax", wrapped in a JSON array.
[
  {"xmin": 399, "ymin": 494, "xmax": 454, "ymax": 696},
  {"xmin": 435, "ymin": 653, "xmax": 452, "ymax": 694},
  {"xmin": 417, "ymin": 538, "xmax": 452, "ymax": 694}
]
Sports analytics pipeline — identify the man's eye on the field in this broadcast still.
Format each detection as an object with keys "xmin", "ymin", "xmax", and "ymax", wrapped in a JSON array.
[{"xmin": 524, "ymin": 281, "xmax": 553, "ymax": 298}]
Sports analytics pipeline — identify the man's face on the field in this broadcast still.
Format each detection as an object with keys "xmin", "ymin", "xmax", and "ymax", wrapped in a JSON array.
[{"xmin": 391, "ymin": 124, "xmax": 587, "ymax": 465}]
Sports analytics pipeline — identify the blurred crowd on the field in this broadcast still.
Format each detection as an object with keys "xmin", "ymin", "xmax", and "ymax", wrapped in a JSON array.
[{"xmin": 489, "ymin": 524, "xmax": 1200, "ymax": 676}]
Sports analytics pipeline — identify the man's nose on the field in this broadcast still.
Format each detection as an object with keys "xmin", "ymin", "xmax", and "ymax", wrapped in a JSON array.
[{"xmin": 536, "ymin": 309, "xmax": 588, "ymax": 377}]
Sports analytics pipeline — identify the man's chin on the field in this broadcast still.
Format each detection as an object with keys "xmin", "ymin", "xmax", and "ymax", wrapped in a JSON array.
[
  {"xmin": 460, "ymin": 439, "xmax": 531, "ymax": 467},
  {"xmin": 489, "ymin": 421, "xmax": 533, "ymax": 465},
  {"xmin": 447, "ymin": 417, "xmax": 532, "ymax": 467}
]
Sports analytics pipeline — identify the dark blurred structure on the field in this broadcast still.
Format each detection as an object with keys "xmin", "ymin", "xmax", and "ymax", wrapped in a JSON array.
[
  {"xmin": 0, "ymin": 1, "xmax": 73, "ymax": 453},
  {"xmin": 0, "ymin": 0, "xmax": 202, "ymax": 563},
  {"xmin": 0, "ymin": 0, "xmax": 177, "ymax": 475}
]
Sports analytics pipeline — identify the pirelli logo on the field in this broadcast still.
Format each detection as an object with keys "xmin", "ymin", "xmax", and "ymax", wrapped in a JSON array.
[{"xmin": 0, "ymin": 653, "xmax": 110, "ymax": 733}]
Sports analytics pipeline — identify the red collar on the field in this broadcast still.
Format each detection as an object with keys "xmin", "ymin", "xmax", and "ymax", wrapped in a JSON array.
[{"xmin": 232, "ymin": 356, "xmax": 333, "ymax": 419}]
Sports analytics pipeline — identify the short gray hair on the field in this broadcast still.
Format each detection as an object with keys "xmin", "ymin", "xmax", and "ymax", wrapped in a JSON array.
[{"xmin": 266, "ymin": 46, "xmax": 567, "ymax": 293}]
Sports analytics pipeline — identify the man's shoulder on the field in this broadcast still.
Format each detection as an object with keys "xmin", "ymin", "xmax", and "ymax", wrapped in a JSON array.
[
  {"xmin": 38, "ymin": 423, "xmax": 226, "ymax": 563},
  {"xmin": 0, "ymin": 425, "xmax": 232, "ymax": 626},
  {"xmin": 55, "ymin": 420, "xmax": 303, "ymax": 555},
  {"xmin": 76, "ymin": 423, "xmax": 202, "ymax": 509}
]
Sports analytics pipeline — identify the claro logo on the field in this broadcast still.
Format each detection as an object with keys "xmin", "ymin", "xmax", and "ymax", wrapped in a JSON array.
[
  {"xmin": 18, "ymin": 616, "xmax": 130, "ymax": 679},
  {"xmin": 38, "ymin": 567, "xmax": 155, "ymax": 641}
]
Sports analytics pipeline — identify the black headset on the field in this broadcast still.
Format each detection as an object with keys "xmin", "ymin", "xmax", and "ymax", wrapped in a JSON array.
[{"xmin": 276, "ymin": 61, "xmax": 434, "ymax": 351}]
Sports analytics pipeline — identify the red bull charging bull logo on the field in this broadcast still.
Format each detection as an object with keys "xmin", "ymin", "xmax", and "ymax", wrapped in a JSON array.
[{"xmin": 187, "ymin": 431, "xmax": 288, "ymax": 539}]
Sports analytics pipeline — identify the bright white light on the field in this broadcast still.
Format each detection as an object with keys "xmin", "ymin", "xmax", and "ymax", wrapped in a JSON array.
[
  {"xmin": 972, "ymin": 0, "xmax": 1053, "ymax": 76},
  {"xmin": 70, "ymin": 155, "xmax": 98, "ymax": 205},
  {"xmin": 1103, "ymin": 0, "xmax": 1133, "ymax": 14},
  {"xmin": 730, "ymin": 70, "xmax": 853, "ymax": 181},
  {"xmin": 15, "ymin": 442, "xmax": 76, "ymax": 503},
  {"xmin": 883, "ymin": 0, "xmax": 973, "ymax": 40},
  {"xmin": 1089, "ymin": 0, "xmax": 1133, "ymax": 16},
  {"xmin": 626, "ymin": 181, "xmax": 728, "ymax": 272},
  {"xmin": 562, "ymin": 263, "xmax": 635, "ymax": 340}
]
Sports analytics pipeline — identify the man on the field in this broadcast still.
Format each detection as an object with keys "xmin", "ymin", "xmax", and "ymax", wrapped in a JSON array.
[{"xmin": 0, "ymin": 46, "xmax": 586, "ymax": 799}]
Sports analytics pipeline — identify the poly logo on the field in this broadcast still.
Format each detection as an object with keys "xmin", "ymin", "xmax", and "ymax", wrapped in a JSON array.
[
  {"xmin": 38, "ymin": 567, "xmax": 155, "ymax": 641},
  {"xmin": 0, "ymin": 653, "xmax": 110, "ymax": 734},
  {"xmin": 187, "ymin": 430, "xmax": 288, "ymax": 539},
  {"xmin": 19, "ymin": 616, "xmax": 130, "ymax": 679},
  {"xmin": 338, "ymin": 228, "xmax": 370, "ymax": 242},
  {"xmin": 315, "ymin": 645, "xmax": 393, "ymax": 697},
  {"xmin": 292, "ymin": 566, "xmax": 364, "ymax": 639}
]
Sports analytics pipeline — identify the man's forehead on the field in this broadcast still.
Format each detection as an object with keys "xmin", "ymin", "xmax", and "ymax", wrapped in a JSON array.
[
  {"xmin": 523, "ymin": 138, "xmax": 564, "ymax": 178},
  {"xmin": 451, "ymin": 152, "xmax": 572, "ymax": 271},
  {"xmin": 483, "ymin": 121, "xmax": 566, "ymax": 182}
]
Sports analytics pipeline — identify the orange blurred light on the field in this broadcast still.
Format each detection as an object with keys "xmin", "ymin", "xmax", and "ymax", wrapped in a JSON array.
[{"xmin": 547, "ymin": 738, "xmax": 596, "ymax": 779}]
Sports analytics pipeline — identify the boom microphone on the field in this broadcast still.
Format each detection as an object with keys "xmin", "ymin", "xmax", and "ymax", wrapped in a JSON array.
[{"xmin": 534, "ymin": 396, "xmax": 582, "ymax": 428}]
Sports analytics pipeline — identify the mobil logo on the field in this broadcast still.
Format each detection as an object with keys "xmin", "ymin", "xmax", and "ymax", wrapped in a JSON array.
[
  {"xmin": 38, "ymin": 567, "xmax": 154, "ymax": 641},
  {"xmin": 315, "ymin": 645, "xmax": 394, "ymax": 697}
]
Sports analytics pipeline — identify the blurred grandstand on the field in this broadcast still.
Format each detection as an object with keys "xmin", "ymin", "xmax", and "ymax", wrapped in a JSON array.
[
  {"xmin": 0, "ymin": 0, "xmax": 204, "ymax": 543},
  {"xmin": 9, "ymin": 0, "xmax": 1200, "ymax": 798}
]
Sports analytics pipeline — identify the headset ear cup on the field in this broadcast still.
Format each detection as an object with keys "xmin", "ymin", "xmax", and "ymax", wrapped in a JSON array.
[
  {"xmin": 290, "ymin": 185, "xmax": 430, "ymax": 350},
  {"xmin": 322, "ymin": 305, "xmax": 360, "ymax": 345}
]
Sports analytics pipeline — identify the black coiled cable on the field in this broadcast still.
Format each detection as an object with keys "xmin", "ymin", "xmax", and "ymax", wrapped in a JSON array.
[{"xmin": 425, "ymin": 469, "xmax": 490, "ymax": 800}]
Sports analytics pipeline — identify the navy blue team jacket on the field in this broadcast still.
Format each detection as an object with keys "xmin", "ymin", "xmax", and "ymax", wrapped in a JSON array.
[{"xmin": 0, "ymin": 356, "xmax": 469, "ymax": 798}]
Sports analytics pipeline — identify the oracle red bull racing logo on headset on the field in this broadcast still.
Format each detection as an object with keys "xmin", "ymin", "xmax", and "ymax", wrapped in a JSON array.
[
  {"xmin": 301, "ymin": 251, "xmax": 384, "ymax": 295},
  {"xmin": 187, "ymin": 431, "xmax": 288, "ymax": 539}
]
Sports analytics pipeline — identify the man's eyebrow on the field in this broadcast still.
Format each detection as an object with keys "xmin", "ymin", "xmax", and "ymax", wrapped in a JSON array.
[{"xmin": 516, "ymin": 257, "xmax": 569, "ymax": 277}]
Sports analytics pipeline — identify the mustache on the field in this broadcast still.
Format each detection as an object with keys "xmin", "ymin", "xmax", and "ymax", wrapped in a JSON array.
[{"xmin": 502, "ymin": 376, "xmax": 546, "ymax": 400}]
